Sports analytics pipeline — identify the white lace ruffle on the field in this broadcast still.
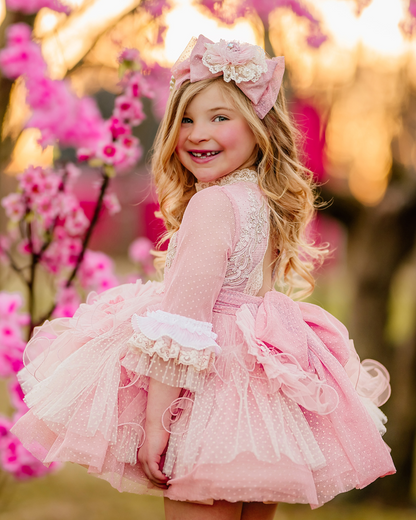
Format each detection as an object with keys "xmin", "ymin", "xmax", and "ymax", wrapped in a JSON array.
[
  {"xmin": 131, "ymin": 310, "xmax": 221, "ymax": 353},
  {"xmin": 124, "ymin": 334, "xmax": 214, "ymax": 392},
  {"xmin": 126, "ymin": 311, "xmax": 219, "ymax": 390}
]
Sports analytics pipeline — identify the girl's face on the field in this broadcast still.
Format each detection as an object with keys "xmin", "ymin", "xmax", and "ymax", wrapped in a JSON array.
[{"xmin": 175, "ymin": 82, "xmax": 258, "ymax": 184}]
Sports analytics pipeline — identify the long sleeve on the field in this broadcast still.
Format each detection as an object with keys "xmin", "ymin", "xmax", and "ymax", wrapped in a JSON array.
[{"xmin": 124, "ymin": 187, "xmax": 236, "ymax": 391}]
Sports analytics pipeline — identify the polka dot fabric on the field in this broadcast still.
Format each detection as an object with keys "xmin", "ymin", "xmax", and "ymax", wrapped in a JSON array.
[{"xmin": 11, "ymin": 172, "xmax": 395, "ymax": 509}]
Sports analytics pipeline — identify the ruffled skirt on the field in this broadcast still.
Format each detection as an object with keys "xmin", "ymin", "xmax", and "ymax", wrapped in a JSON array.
[{"xmin": 11, "ymin": 280, "xmax": 395, "ymax": 508}]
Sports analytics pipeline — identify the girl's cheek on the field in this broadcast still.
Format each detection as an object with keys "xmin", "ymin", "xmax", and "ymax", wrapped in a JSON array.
[{"xmin": 217, "ymin": 126, "xmax": 242, "ymax": 147}]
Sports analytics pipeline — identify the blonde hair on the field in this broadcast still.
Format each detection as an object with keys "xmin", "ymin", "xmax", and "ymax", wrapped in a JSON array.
[{"xmin": 151, "ymin": 76, "xmax": 327, "ymax": 298}]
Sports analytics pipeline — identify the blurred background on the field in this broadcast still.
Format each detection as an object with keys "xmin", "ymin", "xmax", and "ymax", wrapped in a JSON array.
[{"xmin": 1, "ymin": 0, "xmax": 416, "ymax": 518}]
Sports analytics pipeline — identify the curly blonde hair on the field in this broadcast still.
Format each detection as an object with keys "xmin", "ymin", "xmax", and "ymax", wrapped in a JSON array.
[{"xmin": 151, "ymin": 76, "xmax": 327, "ymax": 298}]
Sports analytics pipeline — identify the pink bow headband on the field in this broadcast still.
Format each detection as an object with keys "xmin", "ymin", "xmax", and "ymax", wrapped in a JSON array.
[{"xmin": 170, "ymin": 35, "xmax": 285, "ymax": 119}]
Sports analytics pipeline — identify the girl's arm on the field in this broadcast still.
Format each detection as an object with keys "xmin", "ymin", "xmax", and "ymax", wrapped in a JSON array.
[
  {"xmin": 132, "ymin": 188, "xmax": 236, "ymax": 484},
  {"xmin": 138, "ymin": 378, "xmax": 181, "ymax": 487}
]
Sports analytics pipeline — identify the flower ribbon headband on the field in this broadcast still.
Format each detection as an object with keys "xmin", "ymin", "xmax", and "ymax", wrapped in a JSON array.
[{"xmin": 170, "ymin": 34, "xmax": 285, "ymax": 119}]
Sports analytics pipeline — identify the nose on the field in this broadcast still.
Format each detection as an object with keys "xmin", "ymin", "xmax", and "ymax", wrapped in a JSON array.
[{"xmin": 187, "ymin": 121, "xmax": 209, "ymax": 144}]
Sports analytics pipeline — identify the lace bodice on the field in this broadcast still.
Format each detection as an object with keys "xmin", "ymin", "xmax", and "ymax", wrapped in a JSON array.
[
  {"xmin": 128, "ymin": 169, "xmax": 270, "ymax": 386},
  {"xmin": 164, "ymin": 169, "xmax": 270, "ymax": 306}
]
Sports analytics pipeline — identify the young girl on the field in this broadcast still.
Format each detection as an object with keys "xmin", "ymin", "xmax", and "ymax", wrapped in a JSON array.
[{"xmin": 11, "ymin": 35, "xmax": 395, "ymax": 520}]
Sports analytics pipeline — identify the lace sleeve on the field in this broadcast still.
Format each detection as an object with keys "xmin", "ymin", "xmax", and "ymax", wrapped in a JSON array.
[{"xmin": 125, "ymin": 187, "xmax": 236, "ymax": 390}]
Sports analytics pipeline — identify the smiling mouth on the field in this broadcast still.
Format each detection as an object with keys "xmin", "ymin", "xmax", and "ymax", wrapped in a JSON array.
[{"xmin": 189, "ymin": 151, "xmax": 221, "ymax": 158}]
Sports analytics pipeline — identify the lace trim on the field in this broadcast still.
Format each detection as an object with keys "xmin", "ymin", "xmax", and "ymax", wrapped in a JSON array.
[
  {"xmin": 223, "ymin": 187, "xmax": 269, "ymax": 291},
  {"xmin": 202, "ymin": 41, "xmax": 268, "ymax": 84},
  {"xmin": 131, "ymin": 310, "xmax": 221, "ymax": 352},
  {"xmin": 165, "ymin": 232, "xmax": 178, "ymax": 273},
  {"xmin": 195, "ymin": 168, "xmax": 258, "ymax": 192},
  {"xmin": 244, "ymin": 260, "xmax": 264, "ymax": 296},
  {"xmin": 126, "ymin": 333, "xmax": 215, "ymax": 372},
  {"xmin": 123, "ymin": 345, "xmax": 210, "ymax": 393}
]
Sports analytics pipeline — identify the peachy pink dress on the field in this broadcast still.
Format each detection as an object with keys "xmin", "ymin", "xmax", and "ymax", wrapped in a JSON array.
[{"xmin": 11, "ymin": 169, "xmax": 395, "ymax": 508}]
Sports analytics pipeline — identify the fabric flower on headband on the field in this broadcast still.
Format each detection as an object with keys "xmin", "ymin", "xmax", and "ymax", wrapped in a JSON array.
[
  {"xmin": 170, "ymin": 34, "xmax": 285, "ymax": 119},
  {"xmin": 202, "ymin": 40, "xmax": 267, "ymax": 84}
]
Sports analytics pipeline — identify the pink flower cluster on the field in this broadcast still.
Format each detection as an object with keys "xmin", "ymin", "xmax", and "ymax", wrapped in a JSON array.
[
  {"xmin": 129, "ymin": 237, "xmax": 155, "ymax": 275},
  {"xmin": 79, "ymin": 250, "xmax": 119, "ymax": 293},
  {"xmin": 198, "ymin": 0, "xmax": 327, "ymax": 47},
  {"xmin": 0, "ymin": 293, "xmax": 59, "ymax": 481},
  {"xmin": 6, "ymin": 0, "xmax": 70, "ymax": 14},
  {"xmin": 0, "ymin": 23, "xmax": 105, "ymax": 150},
  {"xmin": 0, "ymin": 293, "xmax": 28, "ymax": 379},
  {"xmin": 0, "ymin": 23, "xmax": 46, "ymax": 80},
  {"xmin": 0, "ymin": 419, "xmax": 59, "ymax": 480},
  {"xmin": 78, "ymin": 51, "xmax": 152, "ymax": 174},
  {"xmin": 141, "ymin": 0, "xmax": 170, "ymax": 18},
  {"xmin": 27, "ymin": 76, "xmax": 106, "ymax": 150},
  {"xmin": 400, "ymin": 0, "xmax": 416, "ymax": 37},
  {"xmin": 141, "ymin": 62, "xmax": 171, "ymax": 120},
  {"xmin": 1, "ymin": 164, "xmax": 88, "ymax": 275}
]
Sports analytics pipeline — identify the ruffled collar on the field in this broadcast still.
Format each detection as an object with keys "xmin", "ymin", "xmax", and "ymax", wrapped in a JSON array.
[{"xmin": 195, "ymin": 168, "xmax": 258, "ymax": 192}]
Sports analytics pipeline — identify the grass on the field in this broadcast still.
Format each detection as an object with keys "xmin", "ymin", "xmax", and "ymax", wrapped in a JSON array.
[{"xmin": 0, "ymin": 464, "xmax": 415, "ymax": 520}]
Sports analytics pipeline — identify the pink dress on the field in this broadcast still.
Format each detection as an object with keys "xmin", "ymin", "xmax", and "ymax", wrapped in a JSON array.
[{"xmin": 11, "ymin": 169, "xmax": 395, "ymax": 508}]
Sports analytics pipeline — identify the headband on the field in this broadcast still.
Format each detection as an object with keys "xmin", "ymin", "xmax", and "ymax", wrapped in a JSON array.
[{"xmin": 170, "ymin": 34, "xmax": 285, "ymax": 119}]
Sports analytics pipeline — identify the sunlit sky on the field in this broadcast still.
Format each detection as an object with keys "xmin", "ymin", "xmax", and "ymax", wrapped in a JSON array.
[
  {"xmin": 0, "ymin": 0, "xmax": 414, "ymax": 204},
  {"xmin": 0, "ymin": 0, "xmax": 410, "ymax": 64}
]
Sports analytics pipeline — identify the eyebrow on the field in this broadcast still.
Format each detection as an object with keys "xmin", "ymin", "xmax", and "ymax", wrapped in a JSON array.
[{"xmin": 207, "ymin": 106, "xmax": 235, "ymax": 112}]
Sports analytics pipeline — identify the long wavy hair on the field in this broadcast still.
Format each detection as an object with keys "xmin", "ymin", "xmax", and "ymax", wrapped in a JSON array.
[{"xmin": 151, "ymin": 76, "xmax": 327, "ymax": 298}]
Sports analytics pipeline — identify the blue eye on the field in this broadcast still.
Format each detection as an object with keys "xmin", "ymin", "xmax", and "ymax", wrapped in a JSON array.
[
  {"xmin": 182, "ymin": 117, "xmax": 192, "ymax": 124},
  {"xmin": 214, "ymin": 115, "xmax": 228, "ymax": 122}
]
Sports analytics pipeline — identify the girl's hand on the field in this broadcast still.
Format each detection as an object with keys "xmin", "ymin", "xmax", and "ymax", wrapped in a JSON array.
[
  {"xmin": 139, "ymin": 378, "xmax": 182, "ymax": 488},
  {"xmin": 138, "ymin": 424, "xmax": 170, "ymax": 488}
]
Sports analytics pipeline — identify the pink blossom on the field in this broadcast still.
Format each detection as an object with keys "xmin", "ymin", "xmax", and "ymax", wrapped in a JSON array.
[
  {"xmin": 113, "ymin": 96, "xmax": 146, "ymax": 126},
  {"xmin": 33, "ymin": 194, "xmax": 59, "ymax": 226},
  {"xmin": 8, "ymin": 379, "xmax": 27, "ymax": 413},
  {"xmin": 95, "ymin": 275, "xmax": 119, "ymax": 292},
  {"xmin": 0, "ymin": 293, "xmax": 26, "ymax": 377},
  {"xmin": 0, "ymin": 347, "xmax": 24, "ymax": 378},
  {"xmin": 0, "ymin": 435, "xmax": 58, "ymax": 480},
  {"xmin": 0, "ymin": 293, "xmax": 25, "ymax": 318},
  {"xmin": 103, "ymin": 193, "xmax": 121, "ymax": 216},
  {"xmin": 198, "ymin": 0, "xmax": 246, "ymax": 24},
  {"xmin": 400, "ymin": 1, "xmax": 416, "ymax": 36},
  {"xmin": 0, "ymin": 322, "xmax": 23, "ymax": 348},
  {"xmin": 42, "ymin": 173, "xmax": 62, "ymax": 195},
  {"xmin": 0, "ymin": 40, "xmax": 46, "ymax": 80},
  {"xmin": 81, "ymin": 250, "xmax": 114, "ymax": 277},
  {"xmin": 17, "ymin": 165, "xmax": 45, "ymax": 194},
  {"xmin": 96, "ymin": 141, "xmax": 126, "ymax": 166},
  {"xmin": 142, "ymin": 0, "xmax": 170, "ymax": 17},
  {"xmin": 119, "ymin": 135, "xmax": 142, "ymax": 160},
  {"xmin": 63, "ymin": 207, "xmax": 89, "ymax": 236},
  {"xmin": 118, "ymin": 48, "xmax": 140, "ymax": 64},
  {"xmin": 1, "ymin": 193, "xmax": 26, "ymax": 222},
  {"xmin": 142, "ymin": 63, "xmax": 171, "ymax": 120},
  {"xmin": 77, "ymin": 148, "xmax": 93, "ymax": 162},
  {"xmin": 55, "ymin": 97, "xmax": 106, "ymax": 150},
  {"xmin": 123, "ymin": 72, "xmax": 154, "ymax": 100},
  {"xmin": 6, "ymin": 0, "xmax": 71, "ymax": 14},
  {"xmin": 26, "ymin": 77, "xmax": 106, "ymax": 150},
  {"xmin": 107, "ymin": 117, "xmax": 132, "ymax": 140},
  {"xmin": 52, "ymin": 286, "xmax": 81, "ymax": 318},
  {"xmin": 57, "ymin": 193, "xmax": 79, "ymax": 218},
  {"xmin": 0, "ymin": 417, "xmax": 12, "ymax": 439},
  {"xmin": 6, "ymin": 23, "xmax": 32, "ymax": 46},
  {"xmin": 79, "ymin": 250, "xmax": 119, "ymax": 292},
  {"xmin": 129, "ymin": 237, "xmax": 153, "ymax": 263},
  {"xmin": 65, "ymin": 163, "xmax": 81, "ymax": 181}
]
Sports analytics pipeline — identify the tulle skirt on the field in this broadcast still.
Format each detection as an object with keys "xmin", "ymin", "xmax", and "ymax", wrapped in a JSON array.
[{"xmin": 11, "ymin": 280, "xmax": 395, "ymax": 508}]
